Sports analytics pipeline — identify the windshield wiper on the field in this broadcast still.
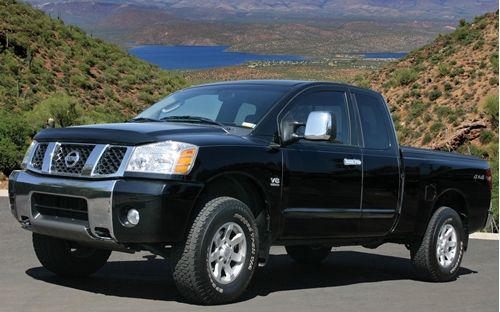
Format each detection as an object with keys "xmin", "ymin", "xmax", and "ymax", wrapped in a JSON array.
[
  {"xmin": 160, "ymin": 116, "xmax": 225, "ymax": 127},
  {"xmin": 126, "ymin": 117, "xmax": 160, "ymax": 123}
]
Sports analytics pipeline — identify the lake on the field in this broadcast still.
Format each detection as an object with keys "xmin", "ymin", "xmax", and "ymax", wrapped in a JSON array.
[
  {"xmin": 129, "ymin": 45, "xmax": 304, "ymax": 70},
  {"xmin": 129, "ymin": 45, "xmax": 407, "ymax": 70}
]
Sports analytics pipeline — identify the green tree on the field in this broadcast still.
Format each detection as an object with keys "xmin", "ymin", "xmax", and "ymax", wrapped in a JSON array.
[
  {"xmin": 36, "ymin": 93, "xmax": 83, "ymax": 128},
  {"xmin": 0, "ymin": 110, "xmax": 32, "ymax": 174}
]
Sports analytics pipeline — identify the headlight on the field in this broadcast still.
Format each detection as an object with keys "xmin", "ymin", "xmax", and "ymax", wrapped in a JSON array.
[
  {"xmin": 21, "ymin": 141, "xmax": 37, "ymax": 169},
  {"xmin": 126, "ymin": 141, "xmax": 198, "ymax": 175}
]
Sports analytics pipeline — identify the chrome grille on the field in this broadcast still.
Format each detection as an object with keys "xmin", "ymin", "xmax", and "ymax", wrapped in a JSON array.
[
  {"xmin": 28, "ymin": 142, "xmax": 130, "ymax": 178},
  {"xmin": 94, "ymin": 146, "xmax": 127, "ymax": 175},
  {"xmin": 51, "ymin": 144, "xmax": 94, "ymax": 175},
  {"xmin": 32, "ymin": 143, "xmax": 48, "ymax": 170}
]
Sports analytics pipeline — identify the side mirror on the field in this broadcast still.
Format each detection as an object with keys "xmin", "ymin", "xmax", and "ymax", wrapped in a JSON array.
[{"xmin": 304, "ymin": 111, "xmax": 337, "ymax": 141}]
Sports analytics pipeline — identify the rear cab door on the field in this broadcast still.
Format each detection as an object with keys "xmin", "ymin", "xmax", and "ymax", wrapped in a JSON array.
[{"xmin": 351, "ymin": 88, "xmax": 402, "ymax": 237}]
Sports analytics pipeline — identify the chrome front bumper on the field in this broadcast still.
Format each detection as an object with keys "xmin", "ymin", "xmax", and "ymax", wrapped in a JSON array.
[{"xmin": 8, "ymin": 170, "xmax": 124, "ymax": 249}]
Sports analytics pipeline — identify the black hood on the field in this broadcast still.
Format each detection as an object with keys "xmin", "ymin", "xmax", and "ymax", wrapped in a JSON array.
[{"xmin": 34, "ymin": 122, "xmax": 228, "ymax": 145}]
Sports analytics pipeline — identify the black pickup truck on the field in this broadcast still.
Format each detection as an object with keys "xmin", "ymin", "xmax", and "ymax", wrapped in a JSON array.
[{"xmin": 8, "ymin": 80, "xmax": 493, "ymax": 304}]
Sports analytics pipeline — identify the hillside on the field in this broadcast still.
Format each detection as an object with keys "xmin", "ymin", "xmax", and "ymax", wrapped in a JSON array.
[
  {"xmin": 0, "ymin": 0, "xmax": 187, "ymax": 174},
  {"xmin": 359, "ymin": 12, "xmax": 499, "ymax": 152}
]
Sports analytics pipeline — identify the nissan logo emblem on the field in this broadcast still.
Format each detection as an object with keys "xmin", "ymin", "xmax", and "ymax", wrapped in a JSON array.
[{"xmin": 64, "ymin": 150, "xmax": 80, "ymax": 168}]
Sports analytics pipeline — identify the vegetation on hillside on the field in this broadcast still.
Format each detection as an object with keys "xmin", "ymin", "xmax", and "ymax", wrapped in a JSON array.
[{"xmin": 0, "ymin": 0, "xmax": 187, "ymax": 174}]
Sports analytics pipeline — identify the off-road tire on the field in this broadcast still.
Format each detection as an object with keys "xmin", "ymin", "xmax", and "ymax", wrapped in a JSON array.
[
  {"xmin": 410, "ymin": 207, "xmax": 465, "ymax": 282},
  {"xmin": 285, "ymin": 245, "xmax": 331, "ymax": 264},
  {"xmin": 172, "ymin": 197, "xmax": 259, "ymax": 305},
  {"xmin": 32, "ymin": 233, "xmax": 111, "ymax": 277}
]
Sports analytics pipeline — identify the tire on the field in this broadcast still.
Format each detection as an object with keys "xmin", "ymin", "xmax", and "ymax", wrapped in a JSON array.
[
  {"xmin": 32, "ymin": 233, "xmax": 111, "ymax": 277},
  {"xmin": 410, "ymin": 207, "xmax": 465, "ymax": 282},
  {"xmin": 285, "ymin": 245, "xmax": 331, "ymax": 264},
  {"xmin": 172, "ymin": 197, "xmax": 259, "ymax": 305}
]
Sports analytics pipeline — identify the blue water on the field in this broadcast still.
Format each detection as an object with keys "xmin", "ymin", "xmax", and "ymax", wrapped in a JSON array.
[
  {"xmin": 129, "ymin": 45, "xmax": 408, "ymax": 70},
  {"xmin": 129, "ymin": 45, "xmax": 305, "ymax": 70}
]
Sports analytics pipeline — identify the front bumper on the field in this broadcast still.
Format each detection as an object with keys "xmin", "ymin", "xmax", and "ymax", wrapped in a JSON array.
[{"xmin": 8, "ymin": 170, "xmax": 203, "ymax": 250}]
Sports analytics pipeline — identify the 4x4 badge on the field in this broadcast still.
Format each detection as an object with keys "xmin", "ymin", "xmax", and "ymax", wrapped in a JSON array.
[{"xmin": 65, "ymin": 150, "xmax": 80, "ymax": 168}]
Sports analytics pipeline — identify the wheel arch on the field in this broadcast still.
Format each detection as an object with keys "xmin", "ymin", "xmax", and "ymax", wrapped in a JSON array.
[
  {"xmin": 195, "ymin": 172, "xmax": 271, "ymax": 258},
  {"xmin": 431, "ymin": 189, "xmax": 469, "ymax": 249}
]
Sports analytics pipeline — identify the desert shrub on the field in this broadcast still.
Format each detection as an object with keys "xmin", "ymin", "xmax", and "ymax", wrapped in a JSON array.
[
  {"xmin": 394, "ymin": 68, "xmax": 418, "ymax": 86},
  {"xmin": 428, "ymin": 89, "xmax": 442, "ymax": 101},
  {"xmin": 430, "ymin": 121, "xmax": 444, "ymax": 137},
  {"xmin": 479, "ymin": 130, "xmax": 496, "ymax": 144},
  {"xmin": 406, "ymin": 100, "xmax": 430, "ymax": 121},
  {"xmin": 483, "ymin": 95, "xmax": 499, "ymax": 128},
  {"xmin": 443, "ymin": 81, "xmax": 453, "ymax": 91},
  {"xmin": 437, "ymin": 63, "xmax": 450, "ymax": 76},
  {"xmin": 434, "ymin": 106, "xmax": 453, "ymax": 118},
  {"xmin": 491, "ymin": 53, "xmax": 499, "ymax": 73},
  {"xmin": 422, "ymin": 132, "xmax": 432, "ymax": 144}
]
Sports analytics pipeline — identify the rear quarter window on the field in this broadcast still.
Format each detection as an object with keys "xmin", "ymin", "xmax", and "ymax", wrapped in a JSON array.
[{"xmin": 354, "ymin": 93, "xmax": 390, "ymax": 149}]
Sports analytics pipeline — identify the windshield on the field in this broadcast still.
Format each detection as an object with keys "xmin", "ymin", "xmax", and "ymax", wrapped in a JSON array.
[{"xmin": 132, "ymin": 84, "xmax": 290, "ymax": 129}]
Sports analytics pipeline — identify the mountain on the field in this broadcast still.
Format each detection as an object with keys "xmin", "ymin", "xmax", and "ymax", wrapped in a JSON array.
[
  {"xmin": 28, "ymin": 0, "xmax": 498, "ymax": 56},
  {"xmin": 33, "ymin": 0, "xmax": 499, "ymax": 21}
]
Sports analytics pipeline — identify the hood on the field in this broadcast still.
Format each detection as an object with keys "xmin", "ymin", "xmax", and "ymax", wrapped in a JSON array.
[{"xmin": 34, "ymin": 122, "xmax": 228, "ymax": 145}]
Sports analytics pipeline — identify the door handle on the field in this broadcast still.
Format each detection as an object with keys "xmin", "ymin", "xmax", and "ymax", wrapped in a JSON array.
[{"xmin": 344, "ymin": 158, "xmax": 362, "ymax": 166}]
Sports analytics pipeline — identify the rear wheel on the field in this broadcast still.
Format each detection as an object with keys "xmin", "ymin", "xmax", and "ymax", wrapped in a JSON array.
[
  {"xmin": 285, "ymin": 245, "xmax": 331, "ymax": 264},
  {"xmin": 172, "ymin": 197, "xmax": 258, "ymax": 304},
  {"xmin": 32, "ymin": 233, "xmax": 111, "ymax": 277},
  {"xmin": 410, "ymin": 207, "xmax": 465, "ymax": 282}
]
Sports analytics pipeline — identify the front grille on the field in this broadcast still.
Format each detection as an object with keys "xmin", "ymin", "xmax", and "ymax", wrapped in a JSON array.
[
  {"xmin": 32, "ymin": 193, "xmax": 88, "ymax": 221},
  {"xmin": 32, "ymin": 143, "xmax": 48, "ymax": 170},
  {"xmin": 28, "ymin": 142, "xmax": 130, "ymax": 178},
  {"xmin": 94, "ymin": 146, "xmax": 127, "ymax": 175},
  {"xmin": 51, "ymin": 144, "xmax": 94, "ymax": 175}
]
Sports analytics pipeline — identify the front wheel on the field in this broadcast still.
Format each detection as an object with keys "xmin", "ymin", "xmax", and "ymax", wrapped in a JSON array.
[
  {"xmin": 172, "ymin": 197, "xmax": 259, "ymax": 305},
  {"xmin": 32, "ymin": 233, "xmax": 111, "ymax": 277},
  {"xmin": 410, "ymin": 207, "xmax": 465, "ymax": 282}
]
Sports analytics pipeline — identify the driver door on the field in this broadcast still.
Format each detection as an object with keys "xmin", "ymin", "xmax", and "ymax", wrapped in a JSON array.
[{"xmin": 280, "ymin": 86, "xmax": 363, "ymax": 239}]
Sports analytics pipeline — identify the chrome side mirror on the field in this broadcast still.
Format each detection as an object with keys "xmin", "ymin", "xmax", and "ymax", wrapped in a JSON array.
[{"xmin": 304, "ymin": 111, "xmax": 337, "ymax": 141}]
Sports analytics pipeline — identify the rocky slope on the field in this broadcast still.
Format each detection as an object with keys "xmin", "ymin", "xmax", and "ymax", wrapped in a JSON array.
[{"xmin": 360, "ymin": 12, "xmax": 498, "ymax": 154}]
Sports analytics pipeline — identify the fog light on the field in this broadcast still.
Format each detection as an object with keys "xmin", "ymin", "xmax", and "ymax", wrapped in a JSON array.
[{"xmin": 126, "ymin": 209, "xmax": 140, "ymax": 226}]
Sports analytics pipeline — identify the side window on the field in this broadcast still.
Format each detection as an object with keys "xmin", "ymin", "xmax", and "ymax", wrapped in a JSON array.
[
  {"xmin": 286, "ymin": 91, "xmax": 350, "ymax": 145},
  {"xmin": 355, "ymin": 93, "xmax": 390, "ymax": 149}
]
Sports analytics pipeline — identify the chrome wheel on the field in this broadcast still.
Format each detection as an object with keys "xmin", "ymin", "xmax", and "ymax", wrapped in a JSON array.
[
  {"xmin": 411, "ymin": 207, "xmax": 464, "ymax": 282},
  {"xmin": 209, "ymin": 222, "xmax": 247, "ymax": 284},
  {"xmin": 436, "ymin": 223, "xmax": 458, "ymax": 268}
]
